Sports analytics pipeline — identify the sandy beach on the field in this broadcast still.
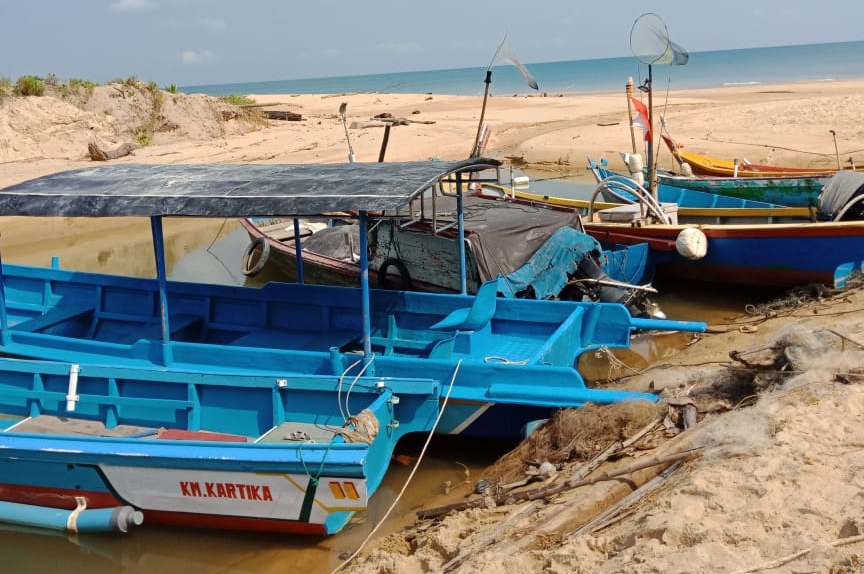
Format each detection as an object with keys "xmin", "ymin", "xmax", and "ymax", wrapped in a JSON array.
[{"xmin": 2, "ymin": 78, "xmax": 864, "ymax": 574}]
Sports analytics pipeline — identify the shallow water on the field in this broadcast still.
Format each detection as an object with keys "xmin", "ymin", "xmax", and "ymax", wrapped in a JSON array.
[{"xmin": 0, "ymin": 217, "xmax": 784, "ymax": 574}]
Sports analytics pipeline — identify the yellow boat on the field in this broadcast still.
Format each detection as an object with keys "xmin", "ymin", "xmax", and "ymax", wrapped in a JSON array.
[{"xmin": 661, "ymin": 134, "xmax": 850, "ymax": 178}]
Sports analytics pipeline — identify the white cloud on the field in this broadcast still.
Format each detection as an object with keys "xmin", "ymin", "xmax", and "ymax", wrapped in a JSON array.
[
  {"xmin": 109, "ymin": 0, "xmax": 154, "ymax": 12},
  {"xmin": 180, "ymin": 50, "xmax": 217, "ymax": 65}
]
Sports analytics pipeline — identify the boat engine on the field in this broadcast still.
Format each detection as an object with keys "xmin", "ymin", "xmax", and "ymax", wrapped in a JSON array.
[
  {"xmin": 817, "ymin": 171, "xmax": 864, "ymax": 221},
  {"xmin": 559, "ymin": 251, "xmax": 664, "ymax": 319}
]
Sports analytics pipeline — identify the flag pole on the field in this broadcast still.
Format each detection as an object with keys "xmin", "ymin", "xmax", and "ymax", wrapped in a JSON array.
[
  {"xmin": 626, "ymin": 77, "xmax": 637, "ymax": 155},
  {"xmin": 646, "ymin": 65, "xmax": 658, "ymax": 201},
  {"xmin": 470, "ymin": 70, "xmax": 493, "ymax": 158}
]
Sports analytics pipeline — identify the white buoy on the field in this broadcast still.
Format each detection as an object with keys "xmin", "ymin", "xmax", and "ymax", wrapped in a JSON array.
[
  {"xmin": 626, "ymin": 153, "xmax": 644, "ymax": 175},
  {"xmin": 675, "ymin": 228, "xmax": 708, "ymax": 260}
]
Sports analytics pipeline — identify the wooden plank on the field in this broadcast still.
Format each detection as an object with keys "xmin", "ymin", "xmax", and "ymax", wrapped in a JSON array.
[{"xmin": 256, "ymin": 421, "xmax": 338, "ymax": 444}]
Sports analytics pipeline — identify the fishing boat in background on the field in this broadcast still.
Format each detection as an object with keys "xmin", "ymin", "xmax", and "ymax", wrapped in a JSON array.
[
  {"xmin": 587, "ymin": 158, "xmax": 818, "ymax": 209},
  {"xmin": 0, "ymin": 159, "xmax": 705, "ymax": 537},
  {"xmin": 474, "ymin": 168, "xmax": 864, "ymax": 288},
  {"xmin": 554, "ymin": 169, "xmax": 864, "ymax": 288},
  {"xmin": 661, "ymin": 133, "xmax": 856, "ymax": 179},
  {"xmin": 239, "ymin": 174, "xmax": 661, "ymax": 319},
  {"xmin": 478, "ymin": 170, "xmax": 815, "ymax": 226}
]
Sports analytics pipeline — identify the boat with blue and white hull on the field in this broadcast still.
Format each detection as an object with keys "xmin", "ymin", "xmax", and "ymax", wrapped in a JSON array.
[{"xmin": 0, "ymin": 159, "xmax": 704, "ymax": 536}]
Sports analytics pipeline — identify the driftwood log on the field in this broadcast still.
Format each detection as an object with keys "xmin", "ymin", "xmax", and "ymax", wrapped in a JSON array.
[
  {"xmin": 262, "ymin": 110, "xmax": 302, "ymax": 121},
  {"xmin": 416, "ymin": 447, "xmax": 701, "ymax": 521},
  {"xmin": 88, "ymin": 142, "xmax": 135, "ymax": 161}
]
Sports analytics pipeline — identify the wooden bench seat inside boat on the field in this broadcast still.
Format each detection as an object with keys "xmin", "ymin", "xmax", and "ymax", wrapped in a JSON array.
[
  {"xmin": 11, "ymin": 304, "xmax": 95, "ymax": 332},
  {"xmin": 256, "ymin": 421, "xmax": 340, "ymax": 444},
  {"xmin": 123, "ymin": 313, "xmax": 205, "ymax": 343}
]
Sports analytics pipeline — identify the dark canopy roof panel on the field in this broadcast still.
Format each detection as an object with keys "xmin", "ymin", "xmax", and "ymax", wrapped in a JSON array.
[{"xmin": 0, "ymin": 159, "xmax": 501, "ymax": 217}]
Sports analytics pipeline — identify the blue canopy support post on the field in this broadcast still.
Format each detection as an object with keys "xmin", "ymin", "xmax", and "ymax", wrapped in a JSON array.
[
  {"xmin": 293, "ymin": 217, "xmax": 305, "ymax": 284},
  {"xmin": 149, "ymin": 216, "xmax": 173, "ymax": 366},
  {"xmin": 455, "ymin": 172, "xmax": 467, "ymax": 294},
  {"xmin": 0, "ymin": 251, "xmax": 9, "ymax": 345},
  {"xmin": 358, "ymin": 211, "xmax": 373, "ymax": 361}
]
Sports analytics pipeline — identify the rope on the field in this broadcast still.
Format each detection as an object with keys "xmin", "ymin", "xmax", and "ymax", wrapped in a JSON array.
[
  {"xmin": 328, "ymin": 360, "xmax": 463, "ymax": 574},
  {"xmin": 337, "ymin": 356, "xmax": 374, "ymax": 422},
  {"xmin": 597, "ymin": 345, "xmax": 643, "ymax": 380}
]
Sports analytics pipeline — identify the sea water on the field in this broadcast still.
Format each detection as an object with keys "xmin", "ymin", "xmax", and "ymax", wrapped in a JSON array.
[{"xmin": 182, "ymin": 40, "xmax": 864, "ymax": 97}]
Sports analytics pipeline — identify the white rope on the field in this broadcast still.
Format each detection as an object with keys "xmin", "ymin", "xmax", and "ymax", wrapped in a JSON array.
[
  {"xmin": 337, "ymin": 355, "xmax": 374, "ymax": 422},
  {"xmin": 328, "ymin": 360, "xmax": 463, "ymax": 574}
]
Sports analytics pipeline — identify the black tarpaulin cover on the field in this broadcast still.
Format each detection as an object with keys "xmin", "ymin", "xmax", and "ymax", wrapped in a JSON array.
[{"xmin": 0, "ymin": 159, "xmax": 500, "ymax": 217}]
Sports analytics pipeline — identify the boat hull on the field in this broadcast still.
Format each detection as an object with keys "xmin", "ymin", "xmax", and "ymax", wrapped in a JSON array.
[
  {"xmin": 0, "ymin": 357, "xmax": 436, "ymax": 535},
  {"xmin": 584, "ymin": 220, "xmax": 864, "ymax": 288},
  {"xmin": 590, "ymin": 162, "xmax": 825, "ymax": 208}
]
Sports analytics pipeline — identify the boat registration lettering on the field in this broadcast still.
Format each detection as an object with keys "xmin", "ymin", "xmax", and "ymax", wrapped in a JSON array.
[{"xmin": 179, "ymin": 480, "xmax": 274, "ymax": 501}]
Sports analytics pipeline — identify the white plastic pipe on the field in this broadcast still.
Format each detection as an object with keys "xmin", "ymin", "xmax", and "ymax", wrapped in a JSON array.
[{"xmin": 66, "ymin": 363, "xmax": 80, "ymax": 412}]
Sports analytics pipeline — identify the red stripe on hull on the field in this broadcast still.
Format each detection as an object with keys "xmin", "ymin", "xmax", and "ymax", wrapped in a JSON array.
[
  {"xmin": 0, "ymin": 483, "xmax": 329, "ymax": 535},
  {"xmin": 143, "ymin": 510, "xmax": 328, "ymax": 536},
  {"xmin": 0, "ymin": 483, "xmax": 122, "ymax": 509}
]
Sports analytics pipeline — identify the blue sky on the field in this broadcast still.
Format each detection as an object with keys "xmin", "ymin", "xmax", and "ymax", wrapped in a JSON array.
[{"xmin": 2, "ymin": 0, "xmax": 862, "ymax": 87}]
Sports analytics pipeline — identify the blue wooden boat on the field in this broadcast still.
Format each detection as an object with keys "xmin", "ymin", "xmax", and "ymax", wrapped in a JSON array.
[
  {"xmin": 238, "ymin": 192, "xmax": 660, "ymax": 318},
  {"xmin": 522, "ymin": 168, "xmax": 864, "ymax": 288},
  {"xmin": 0, "ymin": 159, "xmax": 705, "ymax": 536},
  {"xmin": 475, "ymin": 169, "xmax": 864, "ymax": 288},
  {"xmin": 588, "ymin": 159, "xmax": 800, "ymax": 209},
  {"xmin": 654, "ymin": 170, "xmax": 826, "ymax": 208}
]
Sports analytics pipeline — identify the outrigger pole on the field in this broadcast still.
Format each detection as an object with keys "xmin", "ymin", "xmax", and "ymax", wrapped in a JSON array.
[{"xmin": 470, "ymin": 33, "xmax": 538, "ymax": 158}]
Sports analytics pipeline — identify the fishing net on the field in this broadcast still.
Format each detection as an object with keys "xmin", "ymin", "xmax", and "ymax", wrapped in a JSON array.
[{"xmin": 630, "ymin": 12, "xmax": 689, "ymax": 66}]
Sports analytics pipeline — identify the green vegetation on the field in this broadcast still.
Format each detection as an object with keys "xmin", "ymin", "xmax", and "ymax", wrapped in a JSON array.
[
  {"xmin": 13, "ymin": 75, "xmax": 45, "ymax": 97},
  {"xmin": 57, "ymin": 78, "xmax": 97, "ymax": 104},
  {"xmin": 0, "ymin": 77, "xmax": 11, "ymax": 99},
  {"xmin": 219, "ymin": 94, "xmax": 256, "ymax": 106},
  {"xmin": 132, "ymin": 81, "xmax": 166, "ymax": 146},
  {"xmin": 165, "ymin": 84, "xmax": 179, "ymax": 94}
]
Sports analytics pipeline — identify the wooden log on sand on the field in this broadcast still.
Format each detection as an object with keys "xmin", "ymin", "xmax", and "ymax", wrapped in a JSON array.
[
  {"xmin": 262, "ymin": 110, "xmax": 302, "ymax": 121},
  {"xmin": 88, "ymin": 142, "xmax": 135, "ymax": 161}
]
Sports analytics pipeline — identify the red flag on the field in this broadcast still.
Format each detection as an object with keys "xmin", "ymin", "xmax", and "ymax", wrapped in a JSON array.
[{"xmin": 630, "ymin": 97, "xmax": 652, "ymax": 142}]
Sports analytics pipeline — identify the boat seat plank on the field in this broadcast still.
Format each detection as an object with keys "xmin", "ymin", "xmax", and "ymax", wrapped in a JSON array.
[
  {"xmin": 231, "ymin": 328, "xmax": 360, "ymax": 351},
  {"xmin": 123, "ymin": 313, "xmax": 204, "ymax": 343},
  {"xmin": 256, "ymin": 421, "xmax": 340, "ymax": 444},
  {"xmin": 11, "ymin": 304, "xmax": 95, "ymax": 332}
]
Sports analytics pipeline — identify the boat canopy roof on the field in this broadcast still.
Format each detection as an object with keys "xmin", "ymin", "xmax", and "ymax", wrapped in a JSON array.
[{"xmin": 0, "ymin": 159, "xmax": 500, "ymax": 217}]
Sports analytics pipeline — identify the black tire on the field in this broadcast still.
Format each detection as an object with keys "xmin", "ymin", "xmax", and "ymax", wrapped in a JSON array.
[
  {"xmin": 241, "ymin": 237, "xmax": 271, "ymax": 277},
  {"xmin": 377, "ymin": 258, "xmax": 412, "ymax": 290}
]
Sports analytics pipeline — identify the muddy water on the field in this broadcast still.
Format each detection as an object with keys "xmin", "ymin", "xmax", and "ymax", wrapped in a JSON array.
[{"xmin": 0, "ymin": 217, "xmax": 783, "ymax": 574}]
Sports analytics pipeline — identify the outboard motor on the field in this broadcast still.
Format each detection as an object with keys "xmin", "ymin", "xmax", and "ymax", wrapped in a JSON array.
[
  {"xmin": 817, "ymin": 171, "xmax": 864, "ymax": 221},
  {"xmin": 560, "ymin": 251, "xmax": 664, "ymax": 319}
]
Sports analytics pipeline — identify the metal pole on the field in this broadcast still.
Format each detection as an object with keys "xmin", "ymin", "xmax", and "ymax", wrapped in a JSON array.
[
  {"xmin": 647, "ymin": 65, "xmax": 658, "ymax": 201},
  {"xmin": 830, "ymin": 130, "xmax": 841, "ymax": 169},
  {"xmin": 456, "ymin": 172, "xmax": 467, "ymax": 294},
  {"xmin": 150, "ymin": 216, "xmax": 173, "ymax": 366},
  {"xmin": 358, "ymin": 211, "xmax": 372, "ymax": 359},
  {"xmin": 293, "ymin": 218, "xmax": 304, "ymax": 283}
]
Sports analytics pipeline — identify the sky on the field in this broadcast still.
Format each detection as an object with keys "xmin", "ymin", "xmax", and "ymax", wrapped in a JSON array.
[{"xmin": 2, "ymin": 0, "xmax": 862, "ymax": 87}]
